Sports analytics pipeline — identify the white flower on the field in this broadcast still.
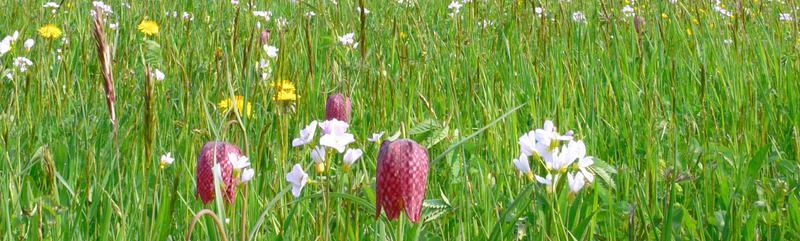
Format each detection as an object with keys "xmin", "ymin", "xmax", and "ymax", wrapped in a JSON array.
[
  {"xmin": 183, "ymin": 12, "xmax": 194, "ymax": 21},
  {"xmin": 343, "ymin": 148, "xmax": 363, "ymax": 166},
  {"xmin": 714, "ymin": 5, "xmax": 732, "ymax": 18},
  {"xmin": 319, "ymin": 119, "xmax": 349, "ymax": 135},
  {"xmin": 317, "ymin": 120, "xmax": 354, "ymax": 152},
  {"xmin": 356, "ymin": 7, "xmax": 370, "ymax": 15},
  {"xmin": 367, "ymin": 132, "xmax": 384, "ymax": 142},
  {"xmin": 622, "ymin": 5, "xmax": 635, "ymax": 17},
  {"xmin": 93, "ymin": 1, "xmax": 113, "ymax": 14},
  {"xmin": 567, "ymin": 172, "xmax": 586, "ymax": 193},
  {"xmin": 572, "ymin": 11, "xmax": 587, "ymax": 24},
  {"xmin": 576, "ymin": 156, "xmax": 594, "ymax": 183},
  {"xmin": 231, "ymin": 0, "xmax": 239, "ymax": 5},
  {"xmin": 478, "ymin": 19, "xmax": 494, "ymax": 29},
  {"xmin": 535, "ymin": 120, "xmax": 572, "ymax": 149},
  {"xmin": 448, "ymin": 1, "xmax": 463, "ymax": 17},
  {"xmin": 159, "ymin": 152, "xmax": 175, "ymax": 168},
  {"xmin": 285, "ymin": 164, "xmax": 308, "ymax": 197},
  {"xmin": 448, "ymin": 1, "xmax": 463, "ymax": 14},
  {"xmin": 253, "ymin": 11, "xmax": 272, "ymax": 22},
  {"xmin": 723, "ymin": 39, "xmax": 733, "ymax": 45},
  {"xmin": 338, "ymin": 32, "xmax": 357, "ymax": 48},
  {"xmin": 518, "ymin": 131, "xmax": 537, "ymax": 156},
  {"xmin": 22, "ymin": 39, "xmax": 33, "ymax": 51},
  {"xmin": 263, "ymin": 45, "xmax": 279, "ymax": 58},
  {"xmin": 534, "ymin": 7, "xmax": 544, "ymax": 16},
  {"xmin": 109, "ymin": 22, "xmax": 119, "ymax": 30},
  {"xmin": 275, "ymin": 17, "xmax": 289, "ymax": 29},
  {"xmin": 305, "ymin": 11, "xmax": 316, "ymax": 18},
  {"xmin": 292, "ymin": 121, "xmax": 318, "ymax": 147},
  {"xmin": 535, "ymin": 173, "xmax": 560, "ymax": 193},
  {"xmin": 228, "ymin": 153, "xmax": 251, "ymax": 170},
  {"xmin": 240, "ymin": 168, "xmax": 255, "ymax": 184},
  {"xmin": 780, "ymin": 13, "xmax": 794, "ymax": 22},
  {"xmin": 311, "ymin": 145, "xmax": 326, "ymax": 163},
  {"xmin": 153, "ymin": 69, "xmax": 165, "ymax": 81},
  {"xmin": 512, "ymin": 154, "xmax": 532, "ymax": 180},
  {"xmin": 13, "ymin": 57, "xmax": 33, "ymax": 72},
  {"xmin": 0, "ymin": 34, "xmax": 16, "ymax": 56},
  {"xmin": 43, "ymin": 2, "xmax": 60, "ymax": 8},
  {"xmin": 319, "ymin": 132, "xmax": 356, "ymax": 153}
]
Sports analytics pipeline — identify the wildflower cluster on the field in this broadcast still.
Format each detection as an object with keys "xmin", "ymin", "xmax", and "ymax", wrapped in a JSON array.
[
  {"xmin": 286, "ymin": 118, "xmax": 364, "ymax": 197},
  {"xmin": 513, "ymin": 120, "xmax": 596, "ymax": 195}
]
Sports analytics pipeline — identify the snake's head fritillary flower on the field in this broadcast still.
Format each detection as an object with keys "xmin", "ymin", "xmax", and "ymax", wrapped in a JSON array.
[
  {"xmin": 375, "ymin": 139, "xmax": 429, "ymax": 223},
  {"xmin": 325, "ymin": 93, "xmax": 351, "ymax": 123},
  {"xmin": 259, "ymin": 30, "xmax": 270, "ymax": 45},
  {"xmin": 195, "ymin": 142, "xmax": 241, "ymax": 204},
  {"xmin": 285, "ymin": 164, "xmax": 309, "ymax": 197}
]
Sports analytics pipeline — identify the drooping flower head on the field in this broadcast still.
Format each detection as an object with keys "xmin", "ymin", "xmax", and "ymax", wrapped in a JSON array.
[
  {"xmin": 137, "ymin": 20, "xmax": 159, "ymax": 36},
  {"xmin": 375, "ymin": 139, "xmax": 429, "ymax": 223},
  {"xmin": 195, "ymin": 141, "xmax": 242, "ymax": 204},
  {"xmin": 38, "ymin": 24, "xmax": 63, "ymax": 39},
  {"xmin": 325, "ymin": 93, "xmax": 352, "ymax": 123}
]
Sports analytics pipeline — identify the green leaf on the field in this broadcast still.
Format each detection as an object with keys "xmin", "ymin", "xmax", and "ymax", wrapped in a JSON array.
[
  {"xmin": 432, "ymin": 103, "xmax": 526, "ymax": 164},
  {"xmin": 589, "ymin": 158, "xmax": 617, "ymax": 190},
  {"xmin": 423, "ymin": 199, "xmax": 451, "ymax": 209},
  {"xmin": 422, "ymin": 208, "xmax": 449, "ymax": 223},
  {"xmin": 409, "ymin": 119, "xmax": 439, "ymax": 135},
  {"xmin": 746, "ymin": 146, "xmax": 770, "ymax": 178},
  {"xmin": 423, "ymin": 125, "xmax": 449, "ymax": 148}
]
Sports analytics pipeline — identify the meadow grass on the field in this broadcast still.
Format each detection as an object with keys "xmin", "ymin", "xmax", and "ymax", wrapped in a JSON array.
[{"xmin": 1, "ymin": 0, "xmax": 800, "ymax": 240}]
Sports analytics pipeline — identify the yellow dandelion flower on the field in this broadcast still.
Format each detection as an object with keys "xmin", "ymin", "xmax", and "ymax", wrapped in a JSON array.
[
  {"xmin": 137, "ymin": 20, "xmax": 159, "ymax": 36},
  {"xmin": 38, "ymin": 24, "xmax": 63, "ymax": 39},
  {"xmin": 269, "ymin": 80, "xmax": 296, "ymax": 92},
  {"xmin": 273, "ymin": 91, "xmax": 299, "ymax": 101},
  {"xmin": 686, "ymin": 28, "xmax": 693, "ymax": 36},
  {"xmin": 269, "ymin": 80, "xmax": 299, "ymax": 102},
  {"xmin": 661, "ymin": 13, "xmax": 668, "ymax": 20},
  {"xmin": 218, "ymin": 96, "xmax": 253, "ymax": 117}
]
